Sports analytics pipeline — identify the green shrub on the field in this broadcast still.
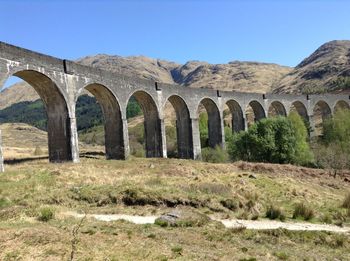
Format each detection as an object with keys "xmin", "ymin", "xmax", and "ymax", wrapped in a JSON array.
[
  {"xmin": 201, "ymin": 145, "xmax": 228, "ymax": 163},
  {"xmin": 228, "ymin": 116, "xmax": 313, "ymax": 166},
  {"xmin": 266, "ymin": 205, "xmax": 286, "ymax": 221},
  {"xmin": 273, "ymin": 251, "xmax": 289, "ymax": 260},
  {"xmin": 319, "ymin": 213, "xmax": 332, "ymax": 224},
  {"xmin": 38, "ymin": 207, "xmax": 55, "ymax": 222},
  {"xmin": 220, "ymin": 198, "xmax": 238, "ymax": 211},
  {"xmin": 292, "ymin": 202, "xmax": 314, "ymax": 221},
  {"xmin": 288, "ymin": 112, "xmax": 314, "ymax": 165},
  {"xmin": 171, "ymin": 245, "xmax": 183, "ymax": 255}
]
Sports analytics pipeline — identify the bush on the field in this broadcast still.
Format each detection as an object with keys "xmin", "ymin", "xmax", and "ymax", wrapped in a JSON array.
[
  {"xmin": 288, "ymin": 112, "xmax": 314, "ymax": 165},
  {"xmin": 228, "ymin": 117, "xmax": 295, "ymax": 164},
  {"xmin": 220, "ymin": 198, "xmax": 238, "ymax": 211},
  {"xmin": 265, "ymin": 205, "xmax": 286, "ymax": 221},
  {"xmin": 38, "ymin": 207, "xmax": 55, "ymax": 222},
  {"xmin": 201, "ymin": 145, "xmax": 228, "ymax": 163},
  {"xmin": 228, "ymin": 116, "xmax": 314, "ymax": 166},
  {"xmin": 292, "ymin": 202, "xmax": 314, "ymax": 221}
]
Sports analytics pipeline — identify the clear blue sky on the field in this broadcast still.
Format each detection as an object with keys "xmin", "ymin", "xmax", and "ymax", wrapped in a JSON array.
[{"xmin": 1, "ymin": 0, "xmax": 349, "ymax": 67}]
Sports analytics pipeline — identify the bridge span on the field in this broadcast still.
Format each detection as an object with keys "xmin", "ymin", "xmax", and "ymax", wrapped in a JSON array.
[{"xmin": 0, "ymin": 41, "xmax": 349, "ymax": 164}]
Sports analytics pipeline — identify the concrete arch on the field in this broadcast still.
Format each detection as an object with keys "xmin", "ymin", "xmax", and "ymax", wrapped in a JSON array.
[
  {"xmin": 290, "ymin": 101, "xmax": 309, "ymax": 122},
  {"xmin": 81, "ymin": 83, "xmax": 125, "ymax": 159},
  {"xmin": 268, "ymin": 101, "xmax": 287, "ymax": 117},
  {"xmin": 10, "ymin": 70, "xmax": 72, "ymax": 162},
  {"xmin": 226, "ymin": 100, "xmax": 244, "ymax": 132},
  {"xmin": 334, "ymin": 100, "xmax": 350, "ymax": 113},
  {"xmin": 246, "ymin": 100, "xmax": 266, "ymax": 126},
  {"xmin": 129, "ymin": 90, "xmax": 162, "ymax": 157},
  {"xmin": 313, "ymin": 100, "xmax": 332, "ymax": 136},
  {"xmin": 198, "ymin": 98, "xmax": 223, "ymax": 148},
  {"xmin": 166, "ymin": 95, "xmax": 193, "ymax": 159}
]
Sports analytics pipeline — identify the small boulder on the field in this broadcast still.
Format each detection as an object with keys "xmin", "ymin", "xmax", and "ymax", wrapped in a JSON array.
[{"xmin": 155, "ymin": 207, "xmax": 210, "ymax": 227}]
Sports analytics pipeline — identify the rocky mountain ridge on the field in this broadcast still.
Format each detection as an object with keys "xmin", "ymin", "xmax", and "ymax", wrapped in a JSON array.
[{"xmin": 1, "ymin": 40, "xmax": 350, "ymax": 110}]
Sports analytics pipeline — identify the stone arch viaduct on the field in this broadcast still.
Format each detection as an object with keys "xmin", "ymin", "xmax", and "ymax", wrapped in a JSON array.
[{"xmin": 0, "ymin": 41, "xmax": 349, "ymax": 163}]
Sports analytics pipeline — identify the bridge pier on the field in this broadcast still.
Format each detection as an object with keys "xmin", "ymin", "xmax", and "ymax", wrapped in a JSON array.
[
  {"xmin": 122, "ymin": 118, "xmax": 130, "ymax": 159},
  {"xmin": 160, "ymin": 119, "xmax": 167, "ymax": 158},
  {"xmin": 190, "ymin": 118, "xmax": 202, "ymax": 160},
  {"xmin": 69, "ymin": 116, "xmax": 80, "ymax": 163}
]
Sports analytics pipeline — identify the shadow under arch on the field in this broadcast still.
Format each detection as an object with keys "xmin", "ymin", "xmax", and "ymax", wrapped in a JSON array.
[
  {"xmin": 166, "ymin": 95, "xmax": 193, "ymax": 159},
  {"xmin": 268, "ymin": 101, "xmax": 287, "ymax": 117},
  {"xmin": 226, "ymin": 99, "xmax": 244, "ymax": 132},
  {"xmin": 313, "ymin": 100, "xmax": 331, "ymax": 136},
  {"xmin": 198, "ymin": 98, "xmax": 222, "ymax": 148},
  {"xmin": 81, "ymin": 83, "xmax": 125, "ymax": 159},
  {"xmin": 290, "ymin": 101, "xmax": 309, "ymax": 122},
  {"xmin": 246, "ymin": 100, "xmax": 265, "ymax": 127},
  {"xmin": 129, "ymin": 90, "xmax": 162, "ymax": 157},
  {"xmin": 334, "ymin": 100, "xmax": 350, "ymax": 113},
  {"xmin": 4, "ymin": 70, "xmax": 72, "ymax": 162}
]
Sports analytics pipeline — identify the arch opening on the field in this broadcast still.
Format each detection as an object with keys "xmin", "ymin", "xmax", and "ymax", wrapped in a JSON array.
[
  {"xmin": 198, "ymin": 98, "xmax": 222, "ymax": 148},
  {"xmin": 225, "ymin": 100, "xmax": 244, "ymax": 133},
  {"xmin": 165, "ymin": 95, "xmax": 193, "ymax": 159},
  {"xmin": 290, "ymin": 101, "xmax": 309, "ymax": 122},
  {"xmin": 268, "ymin": 101, "xmax": 287, "ymax": 117},
  {"xmin": 77, "ymin": 84, "xmax": 124, "ymax": 160},
  {"xmin": 246, "ymin": 100, "xmax": 265, "ymax": 128},
  {"xmin": 128, "ymin": 91, "xmax": 162, "ymax": 158},
  {"xmin": 313, "ymin": 100, "xmax": 331, "ymax": 136},
  {"xmin": 0, "ymin": 70, "xmax": 71, "ymax": 162},
  {"xmin": 334, "ymin": 100, "xmax": 350, "ymax": 113}
]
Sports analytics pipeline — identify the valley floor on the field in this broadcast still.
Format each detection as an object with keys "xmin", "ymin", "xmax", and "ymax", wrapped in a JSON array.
[{"xmin": 1, "ymin": 152, "xmax": 350, "ymax": 260}]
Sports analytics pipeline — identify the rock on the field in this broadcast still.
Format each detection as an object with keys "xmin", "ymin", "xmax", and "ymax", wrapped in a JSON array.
[
  {"xmin": 155, "ymin": 207, "xmax": 210, "ymax": 227},
  {"xmin": 149, "ymin": 164, "xmax": 155, "ymax": 169},
  {"xmin": 248, "ymin": 174, "xmax": 257, "ymax": 179}
]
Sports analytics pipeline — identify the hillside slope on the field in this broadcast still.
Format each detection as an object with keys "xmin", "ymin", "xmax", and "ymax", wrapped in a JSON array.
[
  {"xmin": 273, "ymin": 40, "xmax": 350, "ymax": 94},
  {"xmin": 0, "ymin": 54, "xmax": 291, "ymax": 109}
]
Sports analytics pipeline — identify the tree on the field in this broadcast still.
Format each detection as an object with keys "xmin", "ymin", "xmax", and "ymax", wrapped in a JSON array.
[
  {"xmin": 288, "ymin": 112, "xmax": 314, "ymax": 165},
  {"xmin": 228, "ymin": 116, "xmax": 314, "ymax": 166},
  {"xmin": 228, "ymin": 117, "xmax": 298, "ymax": 164}
]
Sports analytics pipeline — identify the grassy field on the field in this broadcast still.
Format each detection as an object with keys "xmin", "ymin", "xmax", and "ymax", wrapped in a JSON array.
[
  {"xmin": 1, "ymin": 123, "xmax": 350, "ymax": 260},
  {"xmin": 1, "ymin": 154, "xmax": 350, "ymax": 260}
]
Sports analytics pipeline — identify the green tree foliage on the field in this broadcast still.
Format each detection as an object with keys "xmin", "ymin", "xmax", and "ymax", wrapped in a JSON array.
[
  {"xmin": 287, "ymin": 112, "xmax": 314, "ymax": 165},
  {"xmin": 228, "ymin": 116, "xmax": 313, "ymax": 165},
  {"xmin": 126, "ymin": 96, "xmax": 142, "ymax": 119},
  {"xmin": 199, "ymin": 112, "xmax": 209, "ymax": 147},
  {"xmin": 313, "ymin": 109, "xmax": 350, "ymax": 172},
  {"xmin": 323, "ymin": 109, "xmax": 350, "ymax": 150}
]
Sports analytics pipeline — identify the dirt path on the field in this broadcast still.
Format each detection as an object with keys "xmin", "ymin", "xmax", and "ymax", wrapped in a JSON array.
[{"xmin": 63, "ymin": 211, "xmax": 350, "ymax": 233}]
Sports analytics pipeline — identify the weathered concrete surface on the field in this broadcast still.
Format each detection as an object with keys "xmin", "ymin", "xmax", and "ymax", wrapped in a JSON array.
[{"xmin": 0, "ymin": 41, "xmax": 350, "ymax": 163}]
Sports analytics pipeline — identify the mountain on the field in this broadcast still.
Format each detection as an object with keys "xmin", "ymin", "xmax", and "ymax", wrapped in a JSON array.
[
  {"xmin": 2, "ymin": 40, "xmax": 350, "ymax": 110},
  {"xmin": 273, "ymin": 40, "xmax": 350, "ymax": 94},
  {"xmin": 77, "ymin": 55, "xmax": 291, "ymax": 93},
  {"xmin": 0, "ymin": 55, "xmax": 290, "ymax": 109},
  {"xmin": 0, "ymin": 82, "xmax": 38, "ymax": 110}
]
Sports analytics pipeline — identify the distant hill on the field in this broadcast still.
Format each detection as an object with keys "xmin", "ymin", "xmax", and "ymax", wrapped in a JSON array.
[{"xmin": 273, "ymin": 40, "xmax": 350, "ymax": 94}]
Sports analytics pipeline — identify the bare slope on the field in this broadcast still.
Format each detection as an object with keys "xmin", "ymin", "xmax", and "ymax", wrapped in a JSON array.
[{"xmin": 274, "ymin": 40, "xmax": 350, "ymax": 94}]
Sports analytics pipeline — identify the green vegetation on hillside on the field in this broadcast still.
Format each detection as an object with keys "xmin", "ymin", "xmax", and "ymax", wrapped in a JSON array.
[
  {"xmin": 0, "ymin": 95, "xmax": 142, "ymax": 132},
  {"xmin": 227, "ymin": 114, "xmax": 313, "ymax": 166}
]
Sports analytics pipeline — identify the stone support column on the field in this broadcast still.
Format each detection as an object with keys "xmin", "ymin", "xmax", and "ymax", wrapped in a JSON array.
[{"xmin": 190, "ymin": 118, "xmax": 201, "ymax": 160}]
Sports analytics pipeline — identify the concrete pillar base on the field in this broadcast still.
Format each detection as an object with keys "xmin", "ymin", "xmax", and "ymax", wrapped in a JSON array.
[{"xmin": 191, "ymin": 118, "xmax": 202, "ymax": 160}]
